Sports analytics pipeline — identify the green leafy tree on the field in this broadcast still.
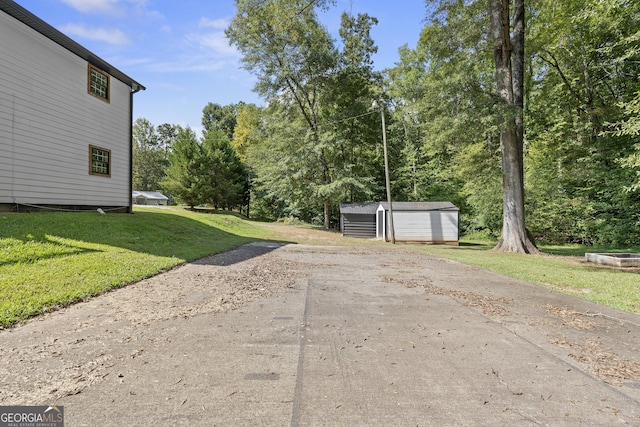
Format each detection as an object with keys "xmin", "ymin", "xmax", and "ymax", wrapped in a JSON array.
[
  {"xmin": 226, "ymin": 0, "xmax": 338, "ymax": 228},
  {"xmin": 387, "ymin": 1, "xmax": 497, "ymax": 235},
  {"xmin": 320, "ymin": 12, "xmax": 383, "ymax": 205},
  {"xmin": 232, "ymin": 104, "xmax": 292, "ymax": 220},
  {"xmin": 524, "ymin": 0, "xmax": 640, "ymax": 244},
  {"xmin": 161, "ymin": 128, "xmax": 206, "ymax": 209},
  {"xmin": 132, "ymin": 118, "xmax": 166, "ymax": 192},
  {"xmin": 202, "ymin": 102, "xmax": 243, "ymax": 140},
  {"xmin": 487, "ymin": 0, "xmax": 539, "ymax": 253},
  {"xmin": 201, "ymin": 129, "xmax": 248, "ymax": 210},
  {"xmin": 228, "ymin": 3, "xmax": 390, "ymax": 227},
  {"xmin": 616, "ymin": 92, "xmax": 640, "ymax": 192},
  {"xmin": 383, "ymin": 0, "xmax": 640, "ymax": 246},
  {"xmin": 156, "ymin": 123, "xmax": 181, "ymax": 161},
  {"xmin": 231, "ymin": 103, "xmax": 262, "ymax": 163},
  {"xmin": 246, "ymin": 104, "xmax": 323, "ymax": 222}
]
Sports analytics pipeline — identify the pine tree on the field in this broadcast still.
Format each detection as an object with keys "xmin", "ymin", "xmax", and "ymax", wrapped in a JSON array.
[
  {"xmin": 161, "ymin": 128, "xmax": 206, "ymax": 209},
  {"xmin": 201, "ymin": 129, "xmax": 248, "ymax": 210}
]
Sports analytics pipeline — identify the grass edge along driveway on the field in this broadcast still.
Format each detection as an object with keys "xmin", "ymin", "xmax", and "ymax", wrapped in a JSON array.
[
  {"xmin": 0, "ymin": 207, "xmax": 275, "ymax": 327},
  {"xmin": 1, "ymin": 207, "xmax": 639, "ymax": 327},
  {"xmin": 418, "ymin": 241, "xmax": 640, "ymax": 314}
]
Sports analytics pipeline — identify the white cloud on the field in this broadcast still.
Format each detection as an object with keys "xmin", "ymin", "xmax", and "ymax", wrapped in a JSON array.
[
  {"xmin": 187, "ymin": 31, "xmax": 239, "ymax": 58},
  {"xmin": 59, "ymin": 0, "xmax": 119, "ymax": 14},
  {"xmin": 198, "ymin": 17, "xmax": 229, "ymax": 30},
  {"xmin": 146, "ymin": 56, "xmax": 238, "ymax": 74},
  {"xmin": 138, "ymin": 27, "xmax": 241, "ymax": 74},
  {"xmin": 58, "ymin": 23, "xmax": 130, "ymax": 45},
  {"xmin": 113, "ymin": 56, "xmax": 154, "ymax": 68},
  {"xmin": 59, "ymin": 0, "xmax": 153, "ymax": 16},
  {"xmin": 143, "ymin": 9, "xmax": 164, "ymax": 20}
]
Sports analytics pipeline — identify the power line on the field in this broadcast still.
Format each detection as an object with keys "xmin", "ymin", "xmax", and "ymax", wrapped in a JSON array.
[{"xmin": 317, "ymin": 110, "xmax": 377, "ymax": 129}]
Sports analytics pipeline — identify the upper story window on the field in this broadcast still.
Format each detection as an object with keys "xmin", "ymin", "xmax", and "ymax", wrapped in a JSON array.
[
  {"xmin": 88, "ymin": 64, "xmax": 110, "ymax": 102},
  {"xmin": 90, "ymin": 145, "xmax": 111, "ymax": 177}
]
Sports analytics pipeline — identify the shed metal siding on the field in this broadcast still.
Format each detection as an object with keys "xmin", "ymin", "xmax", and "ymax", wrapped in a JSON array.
[
  {"xmin": 0, "ymin": 8, "xmax": 133, "ymax": 207},
  {"xmin": 392, "ymin": 211, "xmax": 459, "ymax": 242},
  {"xmin": 342, "ymin": 213, "xmax": 376, "ymax": 238},
  {"xmin": 339, "ymin": 203, "xmax": 379, "ymax": 238},
  {"xmin": 376, "ymin": 202, "xmax": 460, "ymax": 243}
]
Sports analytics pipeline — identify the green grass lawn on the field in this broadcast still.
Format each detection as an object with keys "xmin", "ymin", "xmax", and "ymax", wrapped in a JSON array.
[
  {"xmin": 0, "ymin": 207, "xmax": 277, "ymax": 327},
  {"xmin": 418, "ymin": 240, "xmax": 640, "ymax": 314},
  {"xmin": 2, "ymin": 208, "xmax": 639, "ymax": 327}
]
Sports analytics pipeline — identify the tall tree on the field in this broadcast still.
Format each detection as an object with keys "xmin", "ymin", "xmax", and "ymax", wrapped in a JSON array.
[
  {"xmin": 202, "ymin": 102, "xmax": 242, "ymax": 140},
  {"xmin": 322, "ymin": 12, "xmax": 382, "ymax": 204},
  {"xmin": 156, "ymin": 123, "xmax": 180, "ymax": 161},
  {"xmin": 385, "ymin": 0, "xmax": 639, "ymax": 245},
  {"xmin": 231, "ymin": 103, "xmax": 262, "ymax": 163},
  {"xmin": 201, "ymin": 129, "xmax": 248, "ymax": 210},
  {"xmin": 161, "ymin": 128, "xmax": 206, "ymax": 209},
  {"xmin": 524, "ymin": 0, "xmax": 640, "ymax": 244},
  {"xmin": 387, "ymin": 2, "xmax": 499, "ymax": 233},
  {"xmin": 488, "ymin": 0, "xmax": 538, "ymax": 253},
  {"xmin": 132, "ymin": 118, "xmax": 166, "ymax": 192},
  {"xmin": 226, "ymin": 0, "xmax": 338, "ymax": 228}
]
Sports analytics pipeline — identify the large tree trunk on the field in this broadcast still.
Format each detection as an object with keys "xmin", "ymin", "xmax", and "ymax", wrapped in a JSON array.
[
  {"xmin": 489, "ymin": 0, "xmax": 539, "ymax": 253},
  {"xmin": 321, "ymin": 146, "xmax": 331, "ymax": 230},
  {"xmin": 497, "ymin": 127, "xmax": 538, "ymax": 252},
  {"xmin": 323, "ymin": 199, "xmax": 330, "ymax": 230},
  {"xmin": 512, "ymin": 0, "xmax": 525, "ymax": 180}
]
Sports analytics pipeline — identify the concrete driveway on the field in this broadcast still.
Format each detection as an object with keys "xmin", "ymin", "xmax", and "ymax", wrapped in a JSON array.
[{"xmin": 2, "ymin": 243, "xmax": 639, "ymax": 426}]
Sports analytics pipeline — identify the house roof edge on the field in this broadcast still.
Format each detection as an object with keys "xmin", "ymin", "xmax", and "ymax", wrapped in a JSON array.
[{"xmin": 0, "ymin": 0, "xmax": 145, "ymax": 91}]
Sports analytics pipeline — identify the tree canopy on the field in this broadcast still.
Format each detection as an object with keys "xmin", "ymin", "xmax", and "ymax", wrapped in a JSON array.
[
  {"xmin": 226, "ymin": 0, "xmax": 382, "ymax": 228},
  {"xmin": 132, "ymin": 0, "xmax": 640, "ymax": 248}
]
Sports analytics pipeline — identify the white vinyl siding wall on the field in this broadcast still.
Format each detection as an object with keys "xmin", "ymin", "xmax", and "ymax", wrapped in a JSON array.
[
  {"xmin": 0, "ymin": 11, "xmax": 131, "ymax": 207},
  {"xmin": 376, "ymin": 203, "xmax": 460, "ymax": 243},
  {"xmin": 391, "ymin": 211, "xmax": 459, "ymax": 242}
]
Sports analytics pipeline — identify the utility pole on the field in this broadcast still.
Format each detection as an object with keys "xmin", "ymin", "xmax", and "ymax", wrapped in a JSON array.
[{"xmin": 373, "ymin": 101, "xmax": 395, "ymax": 244}]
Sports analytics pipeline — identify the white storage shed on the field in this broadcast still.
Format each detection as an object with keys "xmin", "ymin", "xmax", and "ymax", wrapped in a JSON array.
[
  {"xmin": 377, "ymin": 202, "xmax": 460, "ymax": 244},
  {"xmin": 132, "ymin": 191, "xmax": 169, "ymax": 206}
]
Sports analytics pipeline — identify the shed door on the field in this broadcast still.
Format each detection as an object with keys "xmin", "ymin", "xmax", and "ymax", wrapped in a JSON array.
[{"xmin": 377, "ymin": 209, "xmax": 385, "ymax": 240}]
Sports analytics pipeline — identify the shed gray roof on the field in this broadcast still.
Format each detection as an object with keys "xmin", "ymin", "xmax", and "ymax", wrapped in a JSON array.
[
  {"xmin": 378, "ymin": 202, "xmax": 459, "ymax": 211},
  {"xmin": 0, "ymin": 0, "xmax": 145, "ymax": 91},
  {"xmin": 339, "ymin": 202, "xmax": 379, "ymax": 215},
  {"xmin": 133, "ymin": 191, "xmax": 168, "ymax": 200}
]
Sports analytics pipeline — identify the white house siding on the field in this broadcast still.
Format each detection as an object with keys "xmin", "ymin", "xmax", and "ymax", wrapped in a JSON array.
[
  {"xmin": 0, "ymin": 11, "xmax": 131, "ymax": 207},
  {"xmin": 392, "ymin": 211, "xmax": 459, "ymax": 242}
]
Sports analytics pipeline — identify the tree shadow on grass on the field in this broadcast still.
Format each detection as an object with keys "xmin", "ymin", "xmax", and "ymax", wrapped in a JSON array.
[
  {"xmin": 0, "ymin": 209, "xmax": 299, "ymax": 326},
  {"xmin": 0, "ymin": 209, "xmax": 293, "ymax": 268},
  {"xmin": 540, "ymin": 245, "xmax": 640, "ymax": 257},
  {"xmin": 191, "ymin": 241, "xmax": 287, "ymax": 266},
  {"xmin": 0, "ymin": 236, "xmax": 99, "ymax": 267},
  {"xmin": 456, "ymin": 241, "xmax": 495, "ymax": 251}
]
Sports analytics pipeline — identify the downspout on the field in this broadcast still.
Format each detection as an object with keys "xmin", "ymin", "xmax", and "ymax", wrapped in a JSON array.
[
  {"xmin": 128, "ymin": 83, "xmax": 143, "ymax": 213},
  {"xmin": 10, "ymin": 94, "xmax": 16, "ymax": 208}
]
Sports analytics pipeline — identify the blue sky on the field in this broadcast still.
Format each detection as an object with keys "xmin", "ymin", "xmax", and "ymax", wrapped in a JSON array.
[{"xmin": 14, "ymin": 0, "xmax": 428, "ymax": 135}]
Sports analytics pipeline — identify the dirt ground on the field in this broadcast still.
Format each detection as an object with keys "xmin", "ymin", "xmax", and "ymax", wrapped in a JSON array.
[
  {"xmin": 0, "ymin": 240, "xmax": 308, "ymax": 404},
  {"xmin": 0, "ymin": 224, "xmax": 338, "ymax": 404},
  {"xmin": 1, "ymin": 225, "xmax": 639, "ymax": 413}
]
